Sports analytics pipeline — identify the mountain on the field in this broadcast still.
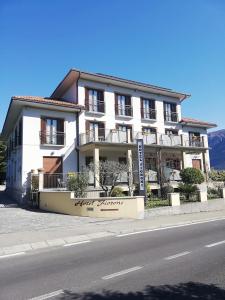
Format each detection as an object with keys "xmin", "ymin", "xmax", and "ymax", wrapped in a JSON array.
[{"xmin": 208, "ymin": 129, "xmax": 225, "ymax": 170}]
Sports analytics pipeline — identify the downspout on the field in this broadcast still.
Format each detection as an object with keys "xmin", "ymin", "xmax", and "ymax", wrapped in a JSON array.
[{"xmin": 76, "ymin": 71, "xmax": 81, "ymax": 173}]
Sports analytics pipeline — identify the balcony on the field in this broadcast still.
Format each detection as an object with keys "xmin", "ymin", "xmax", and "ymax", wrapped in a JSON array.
[
  {"xmin": 141, "ymin": 108, "xmax": 157, "ymax": 120},
  {"xmin": 116, "ymin": 104, "xmax": 133, "ymax": 118},
  {"xmin": 40, "ymin": 131, "xmax": 65, "ymax": 146},
  {"xmin": 164, "ymin": 112, "xmax": 178, "ymax": 123},
  {"xmin": 85, "ymin": 100, "xmax": 105, "ymax": 114},
  {"xmin": 79, "ymin": 130, "xmax": 205, "ymax": 149}
]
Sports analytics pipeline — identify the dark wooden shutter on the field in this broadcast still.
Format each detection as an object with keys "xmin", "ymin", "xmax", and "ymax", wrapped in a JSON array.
[
  {"xmin": 41, "ymin": 117, "xmax": 46, "ymax": 144},
  {"xmin": 85, "ymin": 88, "xmax": 89, "ymax": 110},
  {"xmin": 127, "ymin": 125, "xmax": 133, "ymax": 142},
  {"xmin": 140, "ymin": 98, "xmax": 144, "ymax": 118},
  {"xmin": 171, "ymin": 103, "xmax": 176, "ymax": 112},
  {"xmin": 98, "ymin": 122, "xmax": 105, "ymax": 140},
  {"xmin": 115, "ymin": 94, "xmax": 118, "ymax": 115},
  {"xmin": 86, "ymin": 120, "xmax": 90, "ymax": 133},
  {"xmin": 98, "ymin": 90, "xmax": 104, "ymax": 113},
  {"xmin": 125, "ymin": 96, "xmax": 131, "ymax": 116},
  {"xmin": 57, "ymin": 119, "xmax": 64, "ymax": 145},
  {"xmin": 150, "ymin": 99, "xmax": 155, "ymax": 109}
]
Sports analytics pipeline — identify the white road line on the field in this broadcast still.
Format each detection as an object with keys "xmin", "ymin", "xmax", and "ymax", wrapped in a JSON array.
[
  {"xmin": 63, "ymin": 240, "xmax": 91, "ymax": 247},
  {"xmin": 205, "ymin": 240, "xmax": 225, "ymax": 248},
  {"xmin": 0, "ymin": 252, "xmax": 26, "ymax": 259},
  {"xmin": 164, "ymin": 251, "xmax": 191, "ymax": 260},
  {"xmin": 102, "ymin": 266, "xmax": 142, "ymax": 280},
  {"xmin": 29, "ymin": 289, "xmax": 64, "ymax": 300},
  {"xmin": 117, "ymin": 217, "xmax": 225, "ymax": 237}
]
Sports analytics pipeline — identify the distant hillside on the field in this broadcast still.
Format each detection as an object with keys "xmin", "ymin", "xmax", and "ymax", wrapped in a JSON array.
[{"xmin": 208, "ymin": 129, "xmax": 225, "ymax": 170}]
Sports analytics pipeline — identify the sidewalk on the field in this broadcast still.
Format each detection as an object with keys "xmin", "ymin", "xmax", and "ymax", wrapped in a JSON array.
[{"xmin": 1, "ymin": 205, "xmax": 225, "ymax": 256}]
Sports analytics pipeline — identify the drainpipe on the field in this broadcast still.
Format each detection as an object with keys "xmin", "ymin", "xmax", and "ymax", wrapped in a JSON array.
[{"xmin": 76, "ymin": 71, "xmax": 81, "ymax": 173}]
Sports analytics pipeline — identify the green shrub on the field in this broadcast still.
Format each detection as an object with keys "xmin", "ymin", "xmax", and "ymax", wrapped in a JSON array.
[
  {"xmin": 178, "ymin": 183, "xmax": 198, "ymax": 194},
  {"xmin": 209, "ymin": 169, "xmax": 225, "ymax": 182},
  {"xmin": 146, "ymin": 183, "xmax": 151, "ymax": 197},
  {"xmin": 207, "ymin": 187, "xmax": 221, "ymax": 199},
  {"xmin": 161, "ymin": 185, "xmax": 174, "ymax": 199},
  {"xmin": 180, "ymin": 168, "xmax": 205, "ymax": 185},
  {"xmin": 66, "ymin": 173, "xmax": 88, "ymax": 198},
  {"xmin": 111, "ymin": 186, "xmax": 124, "ymax": 197}
]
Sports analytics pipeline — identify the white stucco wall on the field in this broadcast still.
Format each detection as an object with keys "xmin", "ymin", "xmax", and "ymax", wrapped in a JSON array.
[{"xmin": 21, "ymin": 107, "xmax": 78, "ymax": 192}]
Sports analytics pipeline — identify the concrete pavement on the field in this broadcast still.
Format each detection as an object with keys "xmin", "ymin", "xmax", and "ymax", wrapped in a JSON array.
[{"xmin": 0, "ymin": 218, "xmax": 225, "ymax": 299}]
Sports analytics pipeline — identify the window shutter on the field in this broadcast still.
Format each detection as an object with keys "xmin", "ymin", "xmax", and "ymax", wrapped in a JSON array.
[
  {"xmin": 140, "ymin": 98, "xmax": 144, "ymax": 118},
  {"xmin": 57, "ymin": 119, "xmax": 64, "ymax": 145},
  {"xmin": 150, "ymin": 99, "xmax": 155, "ymax": 109},
  {"xmin": 125, "ymin": 96, "xmax": 131, "ymax": 116},
  {"xmin": 86, "ymin": 120, "xmax": 90, "ymax": 133},
  {"xmin": 85, "ymin": 88, "xmax": 89, "ymax": 110},
  {"xmin": 98, "ymin": 90, "xmax": 104, "ymax": 113},
  {"xmin": 98, "ymin": 122, "xmax": 105, "ymax": 139},
  {"xmin": 115, "ymin": 94, "xmax": 118, "ymax": 115},
  {"xmin": 171, "ymin": 103, "xmax": 177, "ymax": 113},
  {"xmin": 41, "ymin": 118, "xmax": 46, "ymax": 144}
]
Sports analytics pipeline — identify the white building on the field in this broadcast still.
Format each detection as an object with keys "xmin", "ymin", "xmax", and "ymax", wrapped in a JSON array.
[{"xmin": 1, "ymin": 69, "xmax": 216, "ymax": 203}]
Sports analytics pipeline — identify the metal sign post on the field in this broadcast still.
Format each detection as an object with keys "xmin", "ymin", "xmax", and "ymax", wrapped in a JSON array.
[{"xmin": 137, "ymin": 139, "xmax": 146, "ymax": 200}]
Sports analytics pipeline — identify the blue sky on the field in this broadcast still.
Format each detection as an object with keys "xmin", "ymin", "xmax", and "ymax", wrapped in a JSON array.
[{"xmin": 1, "ymin": 0, "xmax": 225, "ymax": 131}]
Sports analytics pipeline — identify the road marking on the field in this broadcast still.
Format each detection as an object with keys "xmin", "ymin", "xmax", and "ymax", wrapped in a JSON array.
[
  {"xmin": 164, "ymin": 251, "xmax": 191, "ymax": 260},
  {"xmin": 117, "ymin": 217, "xmax": 225, "ymax": 237},
  {"xmin": 29, "ymin": 289, "xmax": 64, "ymax": 300},
  {"xmin": 63, "ymin": 240, "xmax": 91, "ymax": 247},
  {"xmin": 205, "ymin": 240, "xmax": 225, "ymax": 248},
  {"xmin": 0, "ymin": 252, "xmax": 26, "ymax": 259},
  {"xmin": 102, "ymin": 266, "xmax": 142, "ymax": 280}
]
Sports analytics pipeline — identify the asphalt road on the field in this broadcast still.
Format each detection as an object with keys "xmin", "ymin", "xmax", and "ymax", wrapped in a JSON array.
[{"xmin": 0, "ymin": 218, "xmax": 225, "ymax": 300}]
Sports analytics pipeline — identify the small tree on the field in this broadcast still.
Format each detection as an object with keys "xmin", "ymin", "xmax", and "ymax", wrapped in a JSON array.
[
  {"xmin": 66, "ymin": 173, "xmax": 88, "ymax": 198},
  {"xmin": 89, "ymin": 160, "xmax": 133, "ymax": 197},
  {"xmin": 180, "ymin": 168, "xmax": 205, "ymax": 185}
]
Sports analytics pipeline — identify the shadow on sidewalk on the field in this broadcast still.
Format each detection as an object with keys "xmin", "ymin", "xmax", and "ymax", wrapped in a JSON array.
[
  {"xmin": 0, "ymin": 190, "xmax": 18, "ymax": 208},
  {"xmin": 60, "ymin": 282, "xmax": 225, "ymax": 300}
]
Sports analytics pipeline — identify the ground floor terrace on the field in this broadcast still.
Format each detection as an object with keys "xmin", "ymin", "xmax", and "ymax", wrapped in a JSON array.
[{"xmin": 77, "ymin": 142, "xmax": 209, "ymax": 192}]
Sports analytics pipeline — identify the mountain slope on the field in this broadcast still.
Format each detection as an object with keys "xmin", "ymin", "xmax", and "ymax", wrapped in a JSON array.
[{"xmin": 208, "ymin": 129, "xmax": 225, "ymax": 170}]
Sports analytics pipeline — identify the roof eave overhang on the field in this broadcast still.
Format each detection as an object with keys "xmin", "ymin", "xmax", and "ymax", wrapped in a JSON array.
[
  {"xmin": 51, "ymin": 69, "xmax": 190, "ymax": 101},
  {"xmin": 1, "ymin": 99, "xmax": 82, "ymax": 139},
  {"xmin": 180, "ymin": 121, "xmax": 217, "ymax": 129}
]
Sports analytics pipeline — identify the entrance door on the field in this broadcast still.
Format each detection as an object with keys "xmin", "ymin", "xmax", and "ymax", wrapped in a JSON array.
[
  {"xmin": 43, "ymin": 156, "xmax": 62, "ymax": 188},
  {"xmin": 192, "ymin": 159, "xmax": 201, "ymax": 170}
]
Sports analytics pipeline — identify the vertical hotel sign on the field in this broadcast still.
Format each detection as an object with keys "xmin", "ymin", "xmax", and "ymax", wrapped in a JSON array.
[{"xmin": 137, "ymin": 139, "xmax": 146, "ymax": 196}]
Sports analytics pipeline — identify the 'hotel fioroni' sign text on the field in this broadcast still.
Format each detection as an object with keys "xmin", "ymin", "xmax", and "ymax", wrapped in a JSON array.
[{"xmin": 137, "ymin": 139, "xmax": 145, "ymax": 193}]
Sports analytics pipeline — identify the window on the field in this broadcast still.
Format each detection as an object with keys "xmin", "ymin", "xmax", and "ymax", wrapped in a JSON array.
[
  {"xmin": 86, "ymin": 121, "xmax": 105, "ymax": 142},
  {"xmin": 141, "ymin": 99, "xmax": 156, "ymax": 119},
  {"xmin": 189, "ymin": 132, "xmax": 201, "ymax": 147},
  {"xmin": 41, "ymin": 118, "xmax": 64, "ymax": 145},
  {"xmin": 142, "ymin": 127, "xmax": 156, "ymax": 135},
  {"xmin": 117, "ymin": 124, "xmax": 132, "ymax": 142},
  {"xmin": 145, "ymin": 157, "xmax": 157, "ymax": 171},
  {"xmin": 166, "ymin": 159, "xmax": 181, "ymax": 170},
  {"xmin": 85, "ymin": 88, "xmax": 104, "ymax": 113},
  {"xmin": 165, "ymin": 129, "xmax": 178, "ymax": 135},
  {"xmin": 115, "ymin": 94, "xmax": 132, "ymax": 116},
  {"xmin": 164, "ymin": 102, "xmax": 177, "ymax": 122}
]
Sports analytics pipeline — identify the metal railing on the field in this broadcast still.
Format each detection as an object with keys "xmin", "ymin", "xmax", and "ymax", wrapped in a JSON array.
[
  {"xmin": 164, "ymin": 111, "xmax": 178, "ymax": 122},
  {"xmin": 116, "ymin": 104, "xmax": 133, "ymax": 117},
  {"xmin": 79, "ymin": 130, "xmax": 205, "ymax": 148},
  {"xmin": 85, "ymin": 100, "xmax": 105, "ymax": 113},
  {"xmin": 40, "ymin": 131, "xmax": 65, "ymax": 146},
  {"xmin": 141, "ymin": 108, "xmax": 157, "ymax": 120}
]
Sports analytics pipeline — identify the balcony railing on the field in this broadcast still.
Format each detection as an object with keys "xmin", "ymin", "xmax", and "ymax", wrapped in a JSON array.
[
  {"xmin": 85, "ymin": 100, "xmax": 105, "ymax": 113},
  {"xmin": 40, "ymin": 131, "xmax": 65, "ymax": 146},
  {"xmin": 116, "ymin": 104, "xmax": 133, "ymax": 117},
  {"xmin": 164, "ymin": 111, "xmax": 178, "ymax": 122},
  {"xmin": 141, "ymin": 108, "xmax": 157, "ymax": 120},
  {"xmin": 79, "ymin": 130, "xmax": 205, "ymax": 149}
]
